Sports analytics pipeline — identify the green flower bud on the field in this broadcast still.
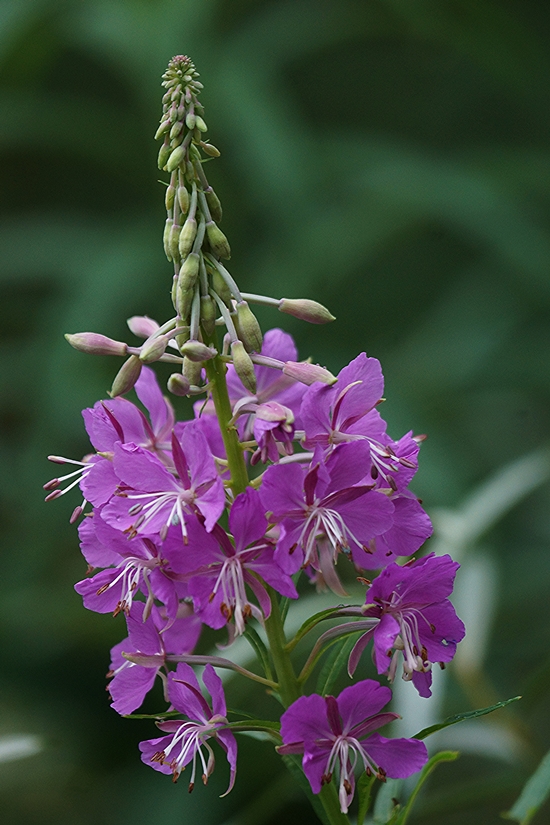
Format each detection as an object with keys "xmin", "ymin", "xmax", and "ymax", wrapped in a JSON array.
[
  {"xmin": 205, "ymin": 189, "xmax": 222, "ymax": 223},
  {"xmin": 178, "ymin": 217, "xmax": 197, "ymax": 259},
  {"xmin": 65, "ymin": 332, "xmax": 127, "ymax": 357},
  {"xmin": 235, "ymin": 300, "xmax": 263, "ymax": 353},
  {"xmin": 169, "ymin": 222, "xmax": 181, "ymax": 260},
  {"xmin": 139, "ymin": 334, "xmax": 169, "ymax": 364},
  {"xmin": 195, "ymin": 115, "xmax": 208, "ymax": 132},
  {"xmin": 165, "ymin": 184, "xmax": 176, "ymax": 211},
  {"xmin": 179, "ymin": 340, "xmax": 217, "ymax": 362},
  {"xmin": 163, "ymin": 218, "xmax": 174, "ymax": 261},
  {"xmin": 176, "ymin": 254, "xmax": 200, "ymax": 318},
  {"xmin": 206, "ymin": 221, "xmax": 231, "ymax": 260},
  {"xmin": 157, "ymin": 142, "xmax": 171, "ymax": 170},
  {"xmin": 282, "ymin": 361, "xmax": 337, "ymax": 386},
  {"xmin": 211, "ymin": 269, "xmax": 233, "ymax": 305},
  {"xmin": 200, "ymin": 294, "xmax": 217, "ymax": 337},
  {"xmin": 185, "ymin": 111, "xmax": 196, "ymax": 130},
  {"xmin": 200, "ymin": 142, "xmax": 220, "ymax": 158},
  {"xmin": 231, "ymin": 340, "xmax": 257, "ymax": 394},
  {"xmin": 183, "ymin": 355, "xmax": 202, "ymax": 386},
  {"xmin": 154, "ymin": 119, "xmax": 170, "ymax": 140},
  {"xmin": 278, "ymin": 298, "xmax": 336, "ymax": 324},
  {"xmin": 169, "ymin": 121, "xmax": 184, "ymax": 140},
  {"xmin": 166, "ymin": 144, "xmax": 186, "ymax": 172},
  {"xmin": 175, "ymin": 326, "xmax": 190, "ymax": 351},
  {"xmin": 167, "ymin": 373, "xmax": 191, "ymax": 396},
  {"xmin": 177, "ymin": 185, "xmax": 190, "ymax": 214},
  {"xmin": 109, "ymin": 355, "xmax": 143, "ymax": 397}
]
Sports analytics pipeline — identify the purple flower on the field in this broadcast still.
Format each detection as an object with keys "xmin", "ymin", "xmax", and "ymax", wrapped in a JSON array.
[
  {"xmin": 108, "ymin": 601, "xmax": 202, "ymax": 715},
  {"xmin": 139, "ymin": 663, "xmax": 237, "ymax": 793},
  {"xmin": 349, "ymin": 554, "xmax": 465, "ymax": 697},
  {"xmin": 174, "ymin": 488, "xmax": 298, "ymax": 635},
  {"xmin": 260, "ymin": 443, "xmax": 394, "ymax": 583},
  {"xmin": 300, "ymin": 354, "xmax": 419, "ymax": 489},
  {"xmin": 361, "ymin": 492, "xmax": 433, "ymax": 570},
  {"xmin": 279, "ymin": 680, "xmax": 428, "ymax": 813},
  {"xmin": 101, "ymin": 420, "xmax": 225, "ymax": 541}
]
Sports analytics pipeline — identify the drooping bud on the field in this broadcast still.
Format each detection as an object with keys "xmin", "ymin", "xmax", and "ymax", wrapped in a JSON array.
[
  {"xmin": 163, "ymin": 218, "xmax": 173, "ymax": 261},
  {"xmin": 177, "ymin": 185, "xmax": 190, "ymax": 215},
  {"xmin": 185, "ymin": 111, "xmax": 196, "ymax": 130},
  {"xmin": 167, "ymin": 373, "xmax": 191, "ymax": 396},
  {"xmin": 195, "ymin": 115, "xmax": 208, "ymax": 132},
  {"xmin": 179, "ymin": 340, "xmax": 217, "ymax": 362},
  {"xmin": 200, "ymin": 294, "xmax": 217, "ymax": 337},
  {"xmin": 109, "ymin": 355, "xmax": 143, "ymax": 397},
  {"xmin": 166, "ymin": 144, "xmax": 186, "ymax": 173},
  {"xmin": 165, "ymin": 183, "xmax": 176, "ymax": 211},
  {"xmin": 176, "ymin": 253, "xmax": 200, "ymax": 319},
  {"xmin": 139, "ymin": 334, "xmax": 170, "ymax": 363},
  {"xmin": 231, "ymin": 340, "xmax": 257, "ymax": 394},
  {"xmin": 211, "ymin": 268, "xmax": 233, "ymax": 305},
  {"xmin": 278, "ymin": 298, "xmax": 336, "ymax": 324},
  {"xmin": 157, "ymin": 141, "xmax": 171, "ymax": 170},
  {"xmin": 65, "ymin": 332, "xmax": 127, "ymax": 357},
  {"xmin": 175, "ymin": 326, "xmax": 190, "ymax": 351},
  {"xmin": 183, "ymin": 355, "xmax": 202, "ymax": 386},
  {"xmin": 205, "ymin": 189, "xmax": 222, "ymax": 223},
  {"xmin": 234, "ymin": 301, "xmax": 263, "ymax": 353},
  {"xmin": 282, "ymin": 361, "xmax": 337, "ymax": 386},
  {"xmin": 154, "ymin": 119, "xmax": 171, "ymax": 140},
  {"xmin": 169, "ymin": 222, "xmax": 182, "ymax": 260},
  {"xmin": 205, "ymin": 221, "xmax": 231, "ymax": 260},
  {"xmin": 178, "ymin": 216, "xmax": 197, "ymax": 259}
]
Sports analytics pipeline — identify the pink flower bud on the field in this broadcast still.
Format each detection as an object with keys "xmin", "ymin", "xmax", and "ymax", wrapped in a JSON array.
[
  {"xmin": 126, "ymin": 316, "xmax": 160, "ymax": 339},
  {"xmin": 282, "ymin": 361, "xmax": 337, "ymax": 386},
  {"xmin": 278, "ymin": 298, "xmax": 335, "ymax": 324},
  {"xmin": 64, "ymin": 333, "xmax": 127, "ymax": 357},
  {"xmin": 109, "ymin": 355, "xmax": 143, "ymax": 397}
]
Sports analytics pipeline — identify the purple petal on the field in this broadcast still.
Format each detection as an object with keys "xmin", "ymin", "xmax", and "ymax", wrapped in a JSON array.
[
  {"xmin": 112, "ymin": 442, "xmax": 180, "ymax": 493},
  {"xmin": 229, "ymin": 488, "xmax": 268, "ymax": 551},
  {"xmin": 168, "ymin": 663, "xmax": 210, "ymax": 720},
  {"xmin": 280, "ymin": 694, "xmax": 332, "ymax": 747},
  {"xmin": 259, "ymin": 463, "xmax": 307, "ymax": 518},
  {"xmin": 372, "ymin": 614, "xmax": 400, "ymax": 673},
  {"xmin": 139, "ymin": 735, "xmax": 174, "ymax": 775},
  {"xmin": 362, "ymin": 733, "xmax": 428, "ymax": 778},
  {"xmin": 110, "ymin": 663, "xmax": 158, "ymax": 715},
  {"xmin": 202, "ymin": 664, "xmax": 227, "ymax": 717},
  {"xmin": 216, "ymin": 728, "xmax": 238, "ymax": 795},
  {"xmin": 134, "ymin": 366, "xmax": 174, "ymax": 438},
  {"xmin": 336, "ymin": 680, "xmax": 392, "ymax": 733}
]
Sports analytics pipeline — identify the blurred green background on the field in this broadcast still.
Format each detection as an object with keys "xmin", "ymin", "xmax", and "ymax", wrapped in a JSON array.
[{"xmin": 2, "ymin": 0, "xmax": 550, "ymax": 823}]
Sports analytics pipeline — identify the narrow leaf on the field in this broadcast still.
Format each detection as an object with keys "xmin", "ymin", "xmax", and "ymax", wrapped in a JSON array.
[
  {"xmin": 357, "ymin": 772, "xmax": 376, "ymax": 825},
  {"xmin": 373, "ymin": 778, "xmax": 403, "ymax": 823},
  {"xmin": 503, "ymin": 747, "xmax": 550, "ymax": 824},
  {"xmin": 316, "ymin": 634, "xmax": 358, "ymax": 696},
  {"xmin": 413, "ymin": 696, "xmax": 521, "ymax": 740},
  {"xmin": 287, "ymin": 605, "xmax": 346, "ymax": 651},
  {"xmin": 396, "ymin": 751, "xmax": 459, "ymax": 825},
  {"xmin": 244, "ymin": 624, "xmax": 274, "ymax": 680}
]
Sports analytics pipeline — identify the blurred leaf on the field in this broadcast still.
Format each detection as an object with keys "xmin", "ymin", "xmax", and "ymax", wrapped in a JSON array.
[
  {"xmin": 315, "ymin": 633, "xmax": 358, "ymax": 696},
  {"xmin": 503, "ymin": 748, "xmax": 550, "ymax": 824},
  {"xmin": 395, "ymin": 751, "xmax": 459, "ymax": 825},
  {"xmin": 373, "ymin": 778, "xmax": 403, "ymax": 824},
  {"xmin": 413, "ymin": 696, "xmax": 521, "ymax": 740},
  {"xmin": 357, "ymin": 771, "xmax": 376, "ymax": 825}
]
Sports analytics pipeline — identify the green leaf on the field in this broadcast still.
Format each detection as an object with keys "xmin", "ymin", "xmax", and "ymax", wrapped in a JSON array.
[
  {"xmin": 281, "ymin": 754, "xmax": 331, "ymax": 825},
  {"xmin": 395, "ymin": 751, "xmax": 459, "ymax": 825},
  {"xmin": 244, "ymin": 624, "xmax": 273, "ymax": 680},
  {"xmin": 413, "ymin": 696, "xmax": 521, "ymax": 739},
  {"xmin": 503, "ymin": 747, "xmax": 550, "ymax": 824},
  {"xmin": 373, "ymin": 778, "xmax": 403, "ymax": 823},
  {"xmin": 287, "ymin": 605, "xmax": 346, "ymax": 651},
  {"xmin": 315, "ymin": 633, "xmax": 358, "ymax": 696},
  {"xmin": 222, "ymin": 718, "xmax": 280, "ymax": 731},
  {"xmin": 357, "ymin": 772, "xmax": 376, "ymax": 825}
]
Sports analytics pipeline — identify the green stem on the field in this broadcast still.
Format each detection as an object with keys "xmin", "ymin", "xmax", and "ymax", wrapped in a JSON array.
[
  {"xmin": 204, "ymin": 354, "xmax": 249, "ymax": 495},
  {"xmin": 264, "ymin": 587, "xmax": 301, "ymax": 707},
  {"xmin": 318, "ymin": 784, "xmax": 351, "ymax": 825}
]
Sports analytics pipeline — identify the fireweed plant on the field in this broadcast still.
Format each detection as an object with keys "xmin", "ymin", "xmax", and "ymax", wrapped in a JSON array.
[{"xmin": 44, "ymin": 56, "xmax": 496, "ymax": 824}]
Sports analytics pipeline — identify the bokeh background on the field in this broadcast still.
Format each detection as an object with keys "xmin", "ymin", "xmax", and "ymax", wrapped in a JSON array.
[{"xmin": 2, "ymin": 1, "xmax": 550, "ymax": 823}]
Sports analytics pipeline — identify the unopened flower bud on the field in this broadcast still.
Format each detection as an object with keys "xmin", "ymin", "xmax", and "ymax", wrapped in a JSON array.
[
  {"xmin": 200, "ymin": 294, "xmax": 217, "ymax": 337},
  {"xmin": 179, "ymin": 340, "xmax": 217, "ymax": 362},
  {"xmin": 205, "ymin": 189, "xmax": 222, "ymax": 223},
  {"xmin": 154, "ymin": 119, "xmax": 170, "ymax": 140},
  {"xmin": 175, "ymin": 326, "xmax": 190, "ymax": 351},
  {"xmin": 200, "ymin": 142, "xmax": 220, "ymax": 158},
  {"xmin": 167, "ymin": 373, "xmax": 191, "ymax": 396},
  {"xmin": 282, "ymin": 361, "xmax": 337, "ymax": 386},
  {"xmin": 163, "ymin": 218, "xmax": 173, "ymax": 261},
  {"xmin": 127, "ymin": 315, "xmax": 159, "ymax": 339},
  {"xmin": 195, "ymin": 115, "xmax": 208, "ymax": 132},
  {"xmin": 176, "ymin": 254, "xmax": 200, "ymax": 318},
  {"xmin": 165, "ymin": 184, "xmax": 176, "ymax": 211},
  {"xmin": 211, "ymin": 269, "xmax": 232, "ymax": 305},
  {"xmin": 65, "ymin": 332, "xmax": 127, "ymax": 357},
  {"xmin": 177, "ymin": 185, "xmax": 190, "ymax": 214},
  {"xmin": 169, "ymin": 222, "xmax": 181, "ymax": 260},
  {"xmin": 110, "ymin": 355, "xmax": 143, "ymax": 397},
  {"xmin": 178, "ymin": 216, "xmax": 197, "ymax": 259},
  {"xmin": 169, "ymin": 121, "xmax": 184, "ymax": 140},
  {"xmin": 231, "ymin": 340, "xmax": 257, "ymax": 394},
  {"xmin": 278, "ymin": 297, "xmax": 336, "ymax": 324},
  {"xmin": 183, "ymin": 355, "xmax": 202, "ymax": 386},
  {"xmin": 235, "ymin": 301, "xmax": 263, "ymax": 353},
  {"xmin": 206, "ymin": 221, "xmax": 231, "ymax": 259},
  {"xmin": 157, "ymin": 142, "xmax": 171, "ymax": 170},
  {"xmin": 185, "ymin": 111, "xmax": 196, "ymax": 130},
  {"xmin": 139, "ymin": 334, "xmax": 169, "ymax": 363},
  {"xmin": 166, "ymin": 144, "xmax": 186, "ymax": 172}
]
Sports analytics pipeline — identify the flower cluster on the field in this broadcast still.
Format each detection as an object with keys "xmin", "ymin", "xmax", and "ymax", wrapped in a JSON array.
[{"xmin": 46, "ymin": 55, "xmax": 465, "ymax": 818}]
